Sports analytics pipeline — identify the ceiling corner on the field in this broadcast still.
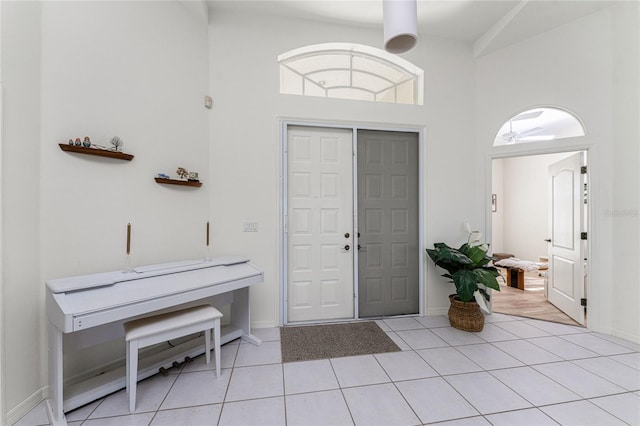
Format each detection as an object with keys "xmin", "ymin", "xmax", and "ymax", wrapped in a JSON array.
[
  {"xmin": 179, "ymin": 0, "xmax": 209, "ymax": 25},
  {"xmin": 473, "ymin": 0, "xmax": 528, "ymax": 58}
]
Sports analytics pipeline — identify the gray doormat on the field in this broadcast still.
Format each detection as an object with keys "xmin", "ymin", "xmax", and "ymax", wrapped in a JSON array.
[{"xmin": 280, "ymin": 321, "xmax": 401, "ymax": 363}]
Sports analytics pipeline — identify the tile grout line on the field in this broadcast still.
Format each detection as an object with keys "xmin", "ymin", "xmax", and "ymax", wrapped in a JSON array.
[
  {"xmin": 386, "ymin": 318, "xmax": 501, "ymax": 422},
  {"xmin": 327, "ymin": 355, "xmax": 357, "ymax": 426},
  {"xmin": 21, "ymin": 318, "xmax": 640, "ymax": 426},
  {"xmin": 216, "ymin": 342, "xmax": 240, "ymax": 425}
]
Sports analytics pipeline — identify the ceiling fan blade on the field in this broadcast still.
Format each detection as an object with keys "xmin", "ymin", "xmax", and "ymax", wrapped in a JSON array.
[
  {"xmin": 512, "ymin": 110, "xmax": 544, "ymax": 121},
  {"xmin": 518, "ymin": 126, "xmax": 544, "ymax": 137}
]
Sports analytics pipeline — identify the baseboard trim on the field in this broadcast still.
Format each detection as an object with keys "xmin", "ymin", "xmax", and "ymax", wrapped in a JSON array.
[
  {"xmin": 611, "ymin": 328, "xmax": 640, "ymax": 345},
  {"xmin": 252, "ymin": 320, "xmax": 277, "ymax": 329},
  {"xmin": 426, "ymin": 308, "xmax": 449, "ymax": 316},
  {"xmin": 7, "ymin": 386, "xmax": 47, "ymax": 425}
]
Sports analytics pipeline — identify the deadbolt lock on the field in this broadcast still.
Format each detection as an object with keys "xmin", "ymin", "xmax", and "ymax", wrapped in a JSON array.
[{"xmin": 344, "ymin": 232, "xmax": 350, "ymax": 238}]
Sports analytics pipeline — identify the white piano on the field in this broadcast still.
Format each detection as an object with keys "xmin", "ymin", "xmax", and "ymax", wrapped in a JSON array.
[{"xmin": 45, "ymin": 256, "xmax": 263, "ymax": 426}]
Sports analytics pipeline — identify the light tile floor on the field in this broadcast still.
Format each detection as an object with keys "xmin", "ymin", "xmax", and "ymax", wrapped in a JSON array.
[{"xmin": 15, "ymin": 314, "xmax": 640, "ymax": 426}]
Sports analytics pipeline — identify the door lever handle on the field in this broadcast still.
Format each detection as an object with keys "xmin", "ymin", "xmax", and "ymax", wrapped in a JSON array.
[
  {"xmin": 544, "ymin": 239, "xmax": 552, "ymax": 243},
  {"xmin": 344, "ymin": 245, "xmax": 350, "ymax": 251}
]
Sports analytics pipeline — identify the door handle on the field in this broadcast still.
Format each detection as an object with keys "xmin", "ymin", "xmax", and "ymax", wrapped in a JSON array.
[
  {"xmin": 358, "ymin": 244, "xmax": 366, "ymax": 251},
  {"xmin": 544, "ymin": 239, "xmax": 552, "ymax": 243},
  {"xmin": 344, "ymin": 245, "xmax": 350, "ymax": 251}
]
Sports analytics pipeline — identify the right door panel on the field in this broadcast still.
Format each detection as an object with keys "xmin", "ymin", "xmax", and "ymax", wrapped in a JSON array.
[{"xmin": 357, "ymin": 130, "xmax": 419, "ymax": 317}]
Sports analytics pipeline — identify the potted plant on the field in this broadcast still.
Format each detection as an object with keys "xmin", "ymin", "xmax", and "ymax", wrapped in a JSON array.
[{"xmin": 426, "ymin": 229, "xmax": 503, "ymax": 331}]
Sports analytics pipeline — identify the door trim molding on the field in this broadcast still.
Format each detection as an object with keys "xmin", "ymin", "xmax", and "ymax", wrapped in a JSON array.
[
  {"xmin": 485, "ymin": 141, "xmax": 594, "ymax": 329},
  {"xmin": 279, "ymin": 118, "xmax": 426, "ymax": 325}
]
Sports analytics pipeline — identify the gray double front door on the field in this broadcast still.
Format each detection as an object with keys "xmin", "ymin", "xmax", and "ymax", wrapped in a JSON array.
[{"xmin": 287, "ymin": 126, "xmax": 419, "ymax": 322}]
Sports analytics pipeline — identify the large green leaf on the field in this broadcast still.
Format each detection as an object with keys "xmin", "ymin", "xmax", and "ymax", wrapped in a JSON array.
[
  {"xmin": 466, "ymin": 245, "xmax": 488, "ymax": 265},
  {"xmin": 429, "ymin": 244, "xmax": 470, "ymax": 263},
  {"xmin": 457, "ymin": 243, "xmax": 470, "ymax": 254},
  {"xmin": 427, "ymin": 244, "xmax": 472, "ymax": 276},
  {"xmin": 476, "ymin": 258, "xmax": 491, "ymax": 267},
  {"xmin": 440, "ymin": 250, "xmax": 472, "ymax": 265},
  {"xmin": 427, "ymin": 241, "xmax": 504, "ymax": 301},
  {"xmin": 451, "ymin": 270, "xmax": 478, "ymax": 302},
  {"xmin": 475, "ymin": 268, "xmax": 501, "ymax": 291}
]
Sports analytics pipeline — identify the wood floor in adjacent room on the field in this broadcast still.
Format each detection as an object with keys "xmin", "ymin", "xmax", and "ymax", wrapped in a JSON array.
[{"xmin": 492, "ymin": 270, "xmax": 582, "ymax": 327}]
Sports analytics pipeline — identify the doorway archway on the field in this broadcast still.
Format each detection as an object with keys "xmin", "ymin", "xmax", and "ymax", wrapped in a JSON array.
[
  {"xmin": 493, "ymin": 107, "xmax": 585, "ymax": 146},
  {"xmin": 487, "ymin": 106, "xmax": 590, "ymax": 327}
]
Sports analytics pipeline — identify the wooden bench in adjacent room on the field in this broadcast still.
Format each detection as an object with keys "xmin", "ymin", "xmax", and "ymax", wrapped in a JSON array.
[{"xmin": 494, "ymin": 254, "xmax": 547, "ymax": 291}]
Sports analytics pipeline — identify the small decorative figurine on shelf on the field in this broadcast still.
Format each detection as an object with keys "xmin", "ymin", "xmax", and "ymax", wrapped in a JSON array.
[
  {"xmin": 176, "ymin": 167, "xmax": 189, "ymax": 179},
  {"xmin": 74, "ymin": 138, "xmax": 82, "ymax": 146},
  {"xmin": 82, "ymin": 136, "xmax": 91, "ymax": 147},
  {"xmin": 68, "ymin": 138, "xmax": 74, "ymax": 145},
  {"xmin": 110, "ymin": 136, "xmax": 123, "ymax": 152},
  {"xmin": 157, "ymin": 173, "xmax": 170, "ymax": 179},
  {"xmin": 188, "ymin": 172, "xmax": 199, "ymax": 182}
]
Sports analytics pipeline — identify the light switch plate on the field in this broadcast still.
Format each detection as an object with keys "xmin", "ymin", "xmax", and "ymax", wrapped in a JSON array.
[{"xmin": 243, "ymin": 222, "xmax": 258, "ymax": 232}]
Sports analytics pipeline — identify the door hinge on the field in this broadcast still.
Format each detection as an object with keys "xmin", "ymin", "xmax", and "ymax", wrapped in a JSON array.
[
  {"xmin": 580, "ymin": 298, "xmax": 587, "ymax": 307},
  {"xmin": 581, "ymin": 166, "xmax": 587, "ymax": 174},
  {"xmin": 580, "ymin": 232, "xmax": 587, "ymax": 240}
]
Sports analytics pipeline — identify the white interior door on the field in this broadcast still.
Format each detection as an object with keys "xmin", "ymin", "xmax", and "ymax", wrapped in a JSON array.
[
  {"xmin": 547, "ymin": 152, "xmax": 585, "ymax": 325},
  {"xmin": 287, "ymin": 126, "xmax": 354, "ymax": 322},
  {"xmin": 357, "ymin": 131, "xmax": 419, "ymax": 317}
]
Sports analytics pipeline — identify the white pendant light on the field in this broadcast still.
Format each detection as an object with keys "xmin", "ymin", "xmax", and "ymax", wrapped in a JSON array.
[{"xmin": 383, "ymin": 0, "xmax": 418, "ymax": 54}]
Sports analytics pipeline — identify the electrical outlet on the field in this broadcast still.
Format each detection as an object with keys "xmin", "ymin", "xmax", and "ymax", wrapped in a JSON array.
[{"xmin": 243, "ymin": 222, "xmax": 258, "ymax": 232}]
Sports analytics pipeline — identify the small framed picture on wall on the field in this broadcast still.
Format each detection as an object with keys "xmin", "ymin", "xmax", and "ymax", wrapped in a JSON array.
[{"xmin": 492, "ymin": 194, "xmax": 497, "ymax": 212}]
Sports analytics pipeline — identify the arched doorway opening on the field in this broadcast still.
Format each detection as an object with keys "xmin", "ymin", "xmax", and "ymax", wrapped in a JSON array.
[{"xmin": 489, "ymin": 107, "xmax": 589, "ymax": 327}]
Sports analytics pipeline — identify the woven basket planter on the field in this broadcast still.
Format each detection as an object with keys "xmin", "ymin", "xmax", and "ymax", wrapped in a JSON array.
[{"xmin": 448, "ymin": 294, "xmax": 485, "ymax": 332}]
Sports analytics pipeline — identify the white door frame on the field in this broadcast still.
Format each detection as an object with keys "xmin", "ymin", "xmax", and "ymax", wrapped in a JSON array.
[
  {"xmin": 279, "ymin": 119, "xmax": 426, "ymax": 325},
  {"xmin": 485, "ymin": 141, "xmax": 593, "ymax": 327}
]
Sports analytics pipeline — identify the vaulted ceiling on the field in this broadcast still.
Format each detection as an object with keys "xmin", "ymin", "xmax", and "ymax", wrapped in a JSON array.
[{"xmin": 204, "ymin": 0, "xmax": 617, "ymax": 56}]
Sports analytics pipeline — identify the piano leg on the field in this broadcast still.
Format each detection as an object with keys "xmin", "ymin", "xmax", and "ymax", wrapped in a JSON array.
[
  {"xmin": 232, "ymin": 287, "xmax": 262, "ymax": 346},
  {"xmin": 46, "ymin": 322, "xmax": 67, "ymax": 426}
]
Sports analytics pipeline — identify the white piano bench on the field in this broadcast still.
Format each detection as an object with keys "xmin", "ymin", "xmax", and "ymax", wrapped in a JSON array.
[{"xmin": 124, "ymin": 305, "xmax": 223, "ymax": 413}]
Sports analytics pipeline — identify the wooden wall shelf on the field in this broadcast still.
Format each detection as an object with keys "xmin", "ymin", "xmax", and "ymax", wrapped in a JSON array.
[
  {"xmin": 59, "ymin": 144, "xmax": 134, "ymax": 161},
  {"xmin": 154, "ymin": 177, "xmax": 202, "ymax": 188}
]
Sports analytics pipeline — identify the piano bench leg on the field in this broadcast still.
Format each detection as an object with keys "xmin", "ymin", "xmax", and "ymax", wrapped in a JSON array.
[
  {"xmin": 127, "ymin": 340, "xmax": 138, "ymax": 413},
  {"xmin": 124, "ymin": 305, "xmax": 223, "ymax": 413},
  {"xmin": 125, "ymin": 341, "xmax": 130, "ymax": 394}
]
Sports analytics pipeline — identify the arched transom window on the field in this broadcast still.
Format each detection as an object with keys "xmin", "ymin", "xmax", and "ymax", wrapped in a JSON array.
[
  {"xmin": 494, "ymin": 107, "xmax": 585, "ymax": 146},
  {"xmin": 279, "ymin": 43, "xmax": 424, "ymax": 105}
]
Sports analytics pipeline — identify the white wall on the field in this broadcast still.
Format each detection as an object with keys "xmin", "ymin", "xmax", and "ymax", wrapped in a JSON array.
[
  {"xmin": 40, "ymin": 1, "xmax": 210, "ymax": 278},
  {"xmin": 2, "ymin": 0, "xmax": 210, "ymax": 420},
  {"xmin": 611, "ymin": 1, "xmax": 640, "ymax": 342},
  {"xmin": 495, "ymin": 152, "xmax": 574, "ymax": 262},
  {"xmin": 0, "ymin": 1, "xmax": 42, "ymax": 419},
  {"xmin": 207, "ymin": 8, "xmax": 479, "ymax": 324},
  {"xmin": 476, "ymin": 4, "xmax": 640, "ymax": 342}
]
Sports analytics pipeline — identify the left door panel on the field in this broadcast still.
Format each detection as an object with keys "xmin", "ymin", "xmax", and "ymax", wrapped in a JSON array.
[{"xmin": 287, "ymin": 126, "xmax": 354, "ymax": 322}]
